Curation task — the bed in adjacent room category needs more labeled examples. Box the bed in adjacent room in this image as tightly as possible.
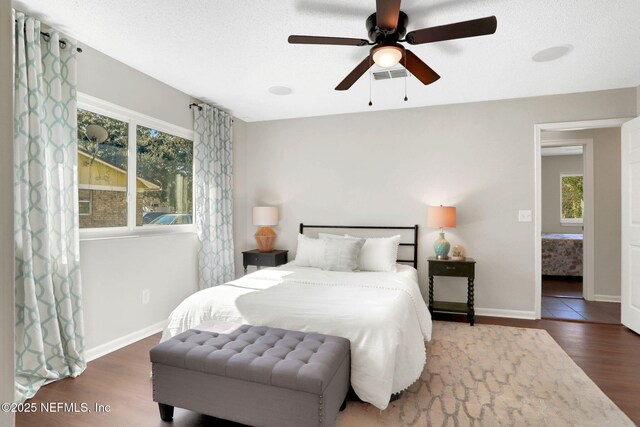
[161,224,431,411]
[541,233,583,276]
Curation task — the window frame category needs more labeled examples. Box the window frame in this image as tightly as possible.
[77,93,195,240]
[559,173,584,225]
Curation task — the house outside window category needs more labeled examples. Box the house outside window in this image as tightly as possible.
[560,174,583,224]
[77,94,194,235]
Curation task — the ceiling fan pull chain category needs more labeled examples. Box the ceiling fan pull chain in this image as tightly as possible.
[404,54,408,102]
[368,57,373,106]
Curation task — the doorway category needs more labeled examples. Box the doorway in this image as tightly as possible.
[540,141,587,318]
[534,119,629,323]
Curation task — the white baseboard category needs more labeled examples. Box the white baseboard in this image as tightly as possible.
[474,307,537,320]
[85,320,166,362]
[594,294,621,303]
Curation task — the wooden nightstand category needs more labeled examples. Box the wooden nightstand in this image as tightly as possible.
[242,249,288,274]
[427,257,476,325]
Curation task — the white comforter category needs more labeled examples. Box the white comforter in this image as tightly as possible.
[161,264,432,410]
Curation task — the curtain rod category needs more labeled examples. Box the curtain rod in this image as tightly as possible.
[14,20,83,53]
[41,31,83,53]
[189,103,235,123]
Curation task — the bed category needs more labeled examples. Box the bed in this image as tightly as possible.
[541,233,583,277]
[161,224,431,411]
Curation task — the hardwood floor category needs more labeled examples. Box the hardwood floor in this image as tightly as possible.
[541,277,621,324]
[16,317,640,426]
[542,276,583,298]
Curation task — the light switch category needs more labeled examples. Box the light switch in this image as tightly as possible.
[518,210,532,222]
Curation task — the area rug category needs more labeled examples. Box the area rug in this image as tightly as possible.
[337,321,633,426]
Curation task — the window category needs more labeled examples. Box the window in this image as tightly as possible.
[77,94,194,234]
[137,126,193,226]
[560,174,583,224]
[78,190,92,216]
[77,109,128,228]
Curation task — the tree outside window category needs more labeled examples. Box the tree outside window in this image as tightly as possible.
[561,174,583,223]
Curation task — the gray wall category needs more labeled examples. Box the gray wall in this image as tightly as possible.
[235,88,636,315]
[542,128,622,299]
[77,45,193,130]
[541,155,584,234]
[77,45,201,353]
[1,1,15,425]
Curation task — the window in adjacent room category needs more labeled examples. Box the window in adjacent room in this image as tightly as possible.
[77,95,194,233]
[560,174,583,224]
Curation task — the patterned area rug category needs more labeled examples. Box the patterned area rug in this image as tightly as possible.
[337,321,633,426]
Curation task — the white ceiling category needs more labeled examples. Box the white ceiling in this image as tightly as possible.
[13,0,640,122]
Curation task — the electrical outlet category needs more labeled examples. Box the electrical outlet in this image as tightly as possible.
[142,289,150,305]
[518,210,532,222]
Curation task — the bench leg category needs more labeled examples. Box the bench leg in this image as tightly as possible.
[158,403,174,421]
[340,398,347,411]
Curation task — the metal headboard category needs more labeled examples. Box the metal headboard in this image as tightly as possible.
[299,223,419,269]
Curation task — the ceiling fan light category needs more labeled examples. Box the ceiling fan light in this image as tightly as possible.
[372,45,403,68]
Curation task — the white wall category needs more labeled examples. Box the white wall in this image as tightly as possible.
[542,128,622,299]
[77,45,201,354]
[232,119,249,276]
[1,1,15,425]
[236,88,636,316]
[541,155,583,234]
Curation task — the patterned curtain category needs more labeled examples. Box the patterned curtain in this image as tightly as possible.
[13,11,85,401]
[193,104,235,289]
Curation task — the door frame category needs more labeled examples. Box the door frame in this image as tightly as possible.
[533,118,633,319]
[540,138,593,301]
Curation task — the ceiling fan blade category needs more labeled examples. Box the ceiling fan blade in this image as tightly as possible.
[405,16,497,45]
[403,50,440,85]
[335,56,372,91]
[376,0,401,30]
[288,35,369,46]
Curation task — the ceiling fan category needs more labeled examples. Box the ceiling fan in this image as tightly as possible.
[288,0,497,90]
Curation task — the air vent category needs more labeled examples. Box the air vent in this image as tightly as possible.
[372,68,408,80]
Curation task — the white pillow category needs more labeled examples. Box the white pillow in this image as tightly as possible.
[318,232,345,239]
[292,234,326,268]
[346,234,401,272]
[323,237,365,272]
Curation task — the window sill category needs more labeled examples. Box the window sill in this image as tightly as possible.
[80,225,196,241]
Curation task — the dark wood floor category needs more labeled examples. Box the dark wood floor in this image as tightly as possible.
[16,317,640,426]
[542,276,583,298]
[541,277,621,324]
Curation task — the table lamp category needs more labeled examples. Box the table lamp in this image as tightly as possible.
[427,205,456,259]
[253,207,279,252]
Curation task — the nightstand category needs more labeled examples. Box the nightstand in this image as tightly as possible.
[427,257,476,325]
[242,249,288,274]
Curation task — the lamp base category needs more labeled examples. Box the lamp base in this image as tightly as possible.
[433,231,451,260]
[255,226,276,252]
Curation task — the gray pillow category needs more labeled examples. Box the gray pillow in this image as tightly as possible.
[322,237,365,272]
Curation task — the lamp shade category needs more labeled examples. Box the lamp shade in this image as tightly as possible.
[427,206,456,228]
[252,207,279,226]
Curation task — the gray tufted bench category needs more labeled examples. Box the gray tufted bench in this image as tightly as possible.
[150,325,351,427]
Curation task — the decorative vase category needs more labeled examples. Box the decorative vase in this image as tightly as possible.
[433,231,450,259]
